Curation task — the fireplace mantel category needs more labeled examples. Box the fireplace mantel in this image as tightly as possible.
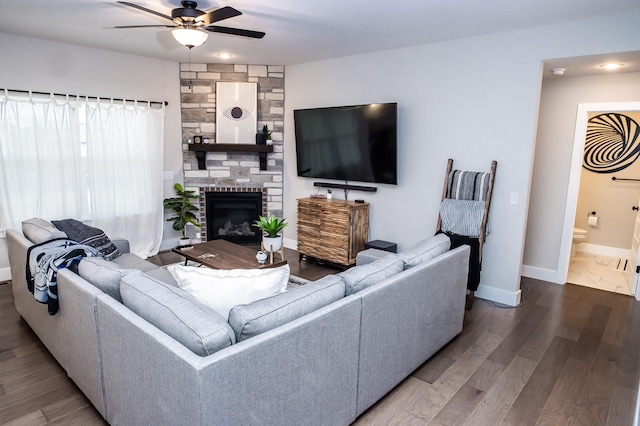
[188,144,274,171]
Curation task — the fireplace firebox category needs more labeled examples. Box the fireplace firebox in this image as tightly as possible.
[204,192,263,245]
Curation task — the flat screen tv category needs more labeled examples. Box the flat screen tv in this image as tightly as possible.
[294,102,397,185]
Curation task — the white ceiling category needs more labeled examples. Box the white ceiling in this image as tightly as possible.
[1,0,640,76]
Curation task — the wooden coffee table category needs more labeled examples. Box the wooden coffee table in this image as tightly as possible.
[172,239,287,270]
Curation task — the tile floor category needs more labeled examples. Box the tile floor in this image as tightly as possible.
[567,251,633,295]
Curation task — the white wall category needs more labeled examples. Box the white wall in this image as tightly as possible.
[284,11,640,305]
[0,32,182,277]
[524,72,640,278]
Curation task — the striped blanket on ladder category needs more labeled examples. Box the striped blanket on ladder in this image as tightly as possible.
[447,170,490,201]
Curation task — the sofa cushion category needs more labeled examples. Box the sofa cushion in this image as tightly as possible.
[113,253,160,273]
[22,218,67,244]
[52,218,121,260]
[119,270,235,356]
[341,254,405,295]
[78,257,127,302]
[229,274,345,342]
[144,266,178,287]
[167,264,290,320]
[399,233,451,268]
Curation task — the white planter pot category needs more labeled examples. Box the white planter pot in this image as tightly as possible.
[178,238,191,247]
[262,235,283,252]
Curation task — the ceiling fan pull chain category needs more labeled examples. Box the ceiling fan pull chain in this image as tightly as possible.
[188,48,193,90]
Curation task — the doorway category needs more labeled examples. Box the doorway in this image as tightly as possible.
[559,102,640,297]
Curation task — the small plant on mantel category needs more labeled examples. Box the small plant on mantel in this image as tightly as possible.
[163,183,201,245]
[262,124,272,141]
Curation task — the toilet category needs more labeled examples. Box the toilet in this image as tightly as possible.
[571,227,588,257]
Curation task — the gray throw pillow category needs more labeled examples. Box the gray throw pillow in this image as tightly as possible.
[399,233,451,268]
[341,254,405,295]
[78,257,127,302]
[22,218,67,244]
[228,275,345,342]
[120,270,235,356]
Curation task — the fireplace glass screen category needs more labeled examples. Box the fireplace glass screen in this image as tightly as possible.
[205,192,263,245]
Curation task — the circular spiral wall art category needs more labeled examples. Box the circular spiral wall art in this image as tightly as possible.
[583,112,640,173]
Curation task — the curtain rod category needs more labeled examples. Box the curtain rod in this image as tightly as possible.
[2,88,168,106]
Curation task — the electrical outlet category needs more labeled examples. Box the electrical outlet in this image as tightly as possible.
[510,192,519,205]
[163,171,173,181]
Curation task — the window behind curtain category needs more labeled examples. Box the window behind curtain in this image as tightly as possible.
[0,92,165,258]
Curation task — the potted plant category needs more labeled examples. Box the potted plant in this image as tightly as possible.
[326,189,333,200]
[253,214,287,252]
[163,183,201,246]
[262,124,273,145]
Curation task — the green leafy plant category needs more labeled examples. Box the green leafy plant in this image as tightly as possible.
[163,183,201,238]
[262,124,272,140]
[253,214,287,238]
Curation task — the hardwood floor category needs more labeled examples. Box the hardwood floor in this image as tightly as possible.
[1,254,639,425]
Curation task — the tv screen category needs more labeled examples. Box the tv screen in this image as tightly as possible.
[294,103,397,185]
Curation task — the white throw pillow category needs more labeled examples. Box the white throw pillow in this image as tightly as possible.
[167,264,290,319]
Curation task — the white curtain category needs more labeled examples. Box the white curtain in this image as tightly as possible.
[0,92,85,230]
[85,99,165,258]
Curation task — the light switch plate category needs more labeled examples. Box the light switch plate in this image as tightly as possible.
[163,171,173,180]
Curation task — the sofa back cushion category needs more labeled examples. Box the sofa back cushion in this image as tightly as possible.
[119,270,235,356]
[399,233,451,268]
[167,264,290,320]
[143,266,178,287]
[22,218,67,244]
[228,274,345,342]
[78,257,126,302]
[341,254,405,296]
[112,252,162,273]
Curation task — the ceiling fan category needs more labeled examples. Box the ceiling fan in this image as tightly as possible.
[115,1,265,48]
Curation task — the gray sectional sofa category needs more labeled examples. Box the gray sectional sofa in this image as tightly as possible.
[7,224,470,426]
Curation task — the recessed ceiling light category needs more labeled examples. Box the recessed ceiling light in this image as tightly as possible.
[551,68,566,76]
[216,53,233,59]
[598,63,626,70]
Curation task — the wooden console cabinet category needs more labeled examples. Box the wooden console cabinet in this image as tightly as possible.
[297,198,369,267]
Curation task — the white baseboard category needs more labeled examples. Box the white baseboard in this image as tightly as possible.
[0,266,11,282]
[475,283,522,307]
[578,243,630,259]
[284,237,297,251]
[521,265,564,284]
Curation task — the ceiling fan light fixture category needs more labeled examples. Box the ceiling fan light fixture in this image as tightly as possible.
[172,27,208,48]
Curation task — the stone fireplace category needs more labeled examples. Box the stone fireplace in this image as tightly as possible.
[180,63,285,240]
[199,187,267,245]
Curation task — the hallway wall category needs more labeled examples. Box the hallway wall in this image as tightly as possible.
[524,72,640,276]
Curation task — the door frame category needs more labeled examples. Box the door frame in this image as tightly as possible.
[559,101,640,300]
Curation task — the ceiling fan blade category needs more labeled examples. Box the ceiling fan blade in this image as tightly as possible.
[114,24,177,29]
[205,25,265,39]
[195,6,242,26]
[117,1,173,21]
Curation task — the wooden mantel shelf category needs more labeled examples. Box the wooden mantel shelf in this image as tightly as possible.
[188,143,274,170]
